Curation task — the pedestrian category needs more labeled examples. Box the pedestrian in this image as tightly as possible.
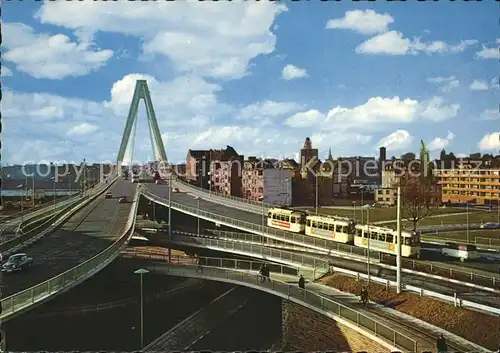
[298,275,305,289]
[259,264,265,282]
[359,286,368,307]
[196,257,203,273]
[436,334,447,353]
[263,264,270,282]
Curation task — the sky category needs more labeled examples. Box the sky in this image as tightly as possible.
[1,1,499,165]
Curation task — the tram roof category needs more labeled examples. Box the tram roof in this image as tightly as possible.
[307,214,353,223]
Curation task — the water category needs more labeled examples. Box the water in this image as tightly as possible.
[1,190,79,197]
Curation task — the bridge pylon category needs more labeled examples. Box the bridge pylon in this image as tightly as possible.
[116,80,168,174]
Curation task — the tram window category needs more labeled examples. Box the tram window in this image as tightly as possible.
[285,216,290,222]
[307,219,311,227]
[371,232,378,240]
[268,212,272,218]
[272,213,277,220]
[329,224,335,231]
[279,215,284,221]
[319,222,324,230]
[312,221,317,228]
[362,230,367,238]
[386,234,394,243]
[335,225,342,232]
[291,216,296,223]
[378,234,386,242]
[404,237,412,246]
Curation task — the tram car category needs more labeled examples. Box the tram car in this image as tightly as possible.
[305,215,356,244]
[267,208,306,233]
[354,224,421,258]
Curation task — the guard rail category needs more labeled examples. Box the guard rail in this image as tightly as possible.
[0,178,117,256]
[143,235,500,315]
[421,234,500,252]
[133,254,417,353]
[140,189,499,289]
[204,230,499,290]
[0,182,138,321]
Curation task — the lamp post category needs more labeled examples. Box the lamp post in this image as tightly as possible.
[396,186,402,294]
[32,168,35,209]
[134,268,149,349]
[194,196,200,236]
[168,167,172,263]
[466,191,470,243]
[315,173,318,215]
[50,177,56,214]
[16,184,24,223]
[352,201,356,221]
[366,205,370,284]
[360,186,364,223]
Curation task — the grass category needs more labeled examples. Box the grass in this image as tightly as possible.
[423,229,500,245]
[318,274,498,350]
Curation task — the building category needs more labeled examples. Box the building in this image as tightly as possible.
[435,166,500,205]
[263,168,294,206]
[299,137,318,174]
[376,159,408,206]
[185,150,211,189]
[242,157,272,201]
[210,146,244,197]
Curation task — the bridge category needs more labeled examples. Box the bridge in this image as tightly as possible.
[1,80,497,352]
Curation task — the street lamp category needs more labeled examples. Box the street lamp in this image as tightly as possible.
[465,189,470,243]
[194,196,200,236]
[315,173,318,215]
[50,177,56,214]
[352,201,356,221]
[134,268,149,349]
[16,184,24,223]
[360,185,364,224]
[363,204,371,284]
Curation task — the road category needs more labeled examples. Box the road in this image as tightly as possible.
[2,179,136,297]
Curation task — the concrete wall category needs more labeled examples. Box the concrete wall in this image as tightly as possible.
[281,299,389,352]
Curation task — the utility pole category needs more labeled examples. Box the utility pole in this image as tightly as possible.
[396,186,402,294]
[168,167,172,263]
[315,174,318,215]
[367,207,370,284]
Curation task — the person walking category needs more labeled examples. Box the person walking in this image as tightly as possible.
[298,275,305,289]
[436,334,447,353]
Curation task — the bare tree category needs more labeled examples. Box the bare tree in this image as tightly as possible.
[400,170,441,231]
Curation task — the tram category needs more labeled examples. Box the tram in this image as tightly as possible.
[267,208,306,233]
[305,215,356,243]
[354,224,421,258]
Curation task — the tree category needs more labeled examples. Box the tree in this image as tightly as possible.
[400,169,441,231]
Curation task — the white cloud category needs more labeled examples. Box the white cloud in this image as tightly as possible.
[286,95,458,131]
[3,22,113,79]
[469,80,489,91]
[479,108,498,121]
[476,45,500,60]
[418,97,459,122]
[427,76,460,92]
[356,31,477,56]
[325,9,394,35]
[67,123,99,136]
[1,66,13,77]
[36,1,286,80]
[285,110,324,127]
[281,64,308,80]
[237,100,303,124]
[377,130,412,151]
[478,133,500,151]
[427,131,455,150]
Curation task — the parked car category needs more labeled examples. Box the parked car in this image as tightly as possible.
[2,253,33,272]
[118,196,128,203]
[105,192,113,199]
[480,222,500,229]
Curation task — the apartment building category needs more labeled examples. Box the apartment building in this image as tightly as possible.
[435,166,500,205]
[210,146,244,197]
[185,150,211,189]
[242,157,273,201]
[375,160,406,206]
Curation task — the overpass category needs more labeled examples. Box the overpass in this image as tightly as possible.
[0,178,138,321]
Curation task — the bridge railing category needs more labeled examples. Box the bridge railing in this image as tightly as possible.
[173,177,275,209]
[0,180,108,223]
[141,189,379,259]
[0,179,117,255]
[135,254,417,353]
[422,234,500,251]
[0,181,137,321]
[167,234,330,280]
[202,230,499,289]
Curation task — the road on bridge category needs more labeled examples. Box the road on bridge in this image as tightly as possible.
[2,179,136,297]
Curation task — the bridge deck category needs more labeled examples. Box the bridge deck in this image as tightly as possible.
[2,180,136,297]
[139,260,490,353]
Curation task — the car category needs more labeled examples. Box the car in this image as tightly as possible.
[118,196,128,203]
[2,253,33,272]
[480,222,500,229]
[105,192,112,199]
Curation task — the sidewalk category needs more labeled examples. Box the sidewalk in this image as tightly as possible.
[146,261,490,353]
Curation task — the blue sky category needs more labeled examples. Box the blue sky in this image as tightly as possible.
[2,1,499,165]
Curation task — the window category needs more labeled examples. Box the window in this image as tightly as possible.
[386,234,394,243]
[307,219,311,227]
[371,232,378,240]
[335,225,342,232]
[291,216,296,223]
[312,221,317,228]
[329,223,335,231]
